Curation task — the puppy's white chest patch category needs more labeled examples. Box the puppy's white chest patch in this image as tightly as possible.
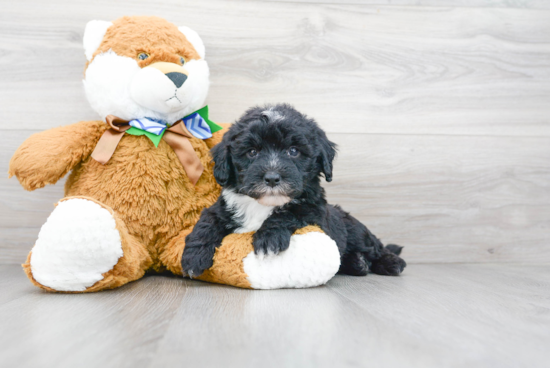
[222,189,274,233]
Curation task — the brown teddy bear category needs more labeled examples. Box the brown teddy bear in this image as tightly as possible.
[8,16,340,292]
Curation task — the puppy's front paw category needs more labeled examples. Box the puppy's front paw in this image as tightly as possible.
[252,229,291,257]
[371,253,407,276]
[181,244,215,278]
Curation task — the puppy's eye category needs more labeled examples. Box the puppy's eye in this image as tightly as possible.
[138,52,149,60]
[247,149,259,158]
[179,56,186,65]
[287,147,300,157]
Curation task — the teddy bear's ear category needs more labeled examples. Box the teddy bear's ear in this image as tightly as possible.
[178,26,206,59]
[83,20,113,61]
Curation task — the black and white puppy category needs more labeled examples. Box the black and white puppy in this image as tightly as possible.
[181,104,406,278]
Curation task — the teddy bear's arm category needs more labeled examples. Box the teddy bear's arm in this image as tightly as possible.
[203,123,231,149]
[8,121,106,191]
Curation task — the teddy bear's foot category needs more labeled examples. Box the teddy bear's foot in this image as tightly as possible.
[242,229,341,289]
[183,226,340,290]
[24,197,151,292]
[195,226,339,289]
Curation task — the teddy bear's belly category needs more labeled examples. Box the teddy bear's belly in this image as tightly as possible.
[64,135,221,269]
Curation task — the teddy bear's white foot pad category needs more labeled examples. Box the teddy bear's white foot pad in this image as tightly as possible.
[242,232,341,289]
[30,198,123,291]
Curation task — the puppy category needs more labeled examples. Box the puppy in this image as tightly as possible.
[181,104,406,278]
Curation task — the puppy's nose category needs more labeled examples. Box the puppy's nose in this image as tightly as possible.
[165,72,187,88]
[264,172,281,187]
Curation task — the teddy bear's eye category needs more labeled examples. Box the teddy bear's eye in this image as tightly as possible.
[179,56,186,65]
[138,53,149,60]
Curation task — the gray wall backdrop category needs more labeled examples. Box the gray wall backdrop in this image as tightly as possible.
[1,0,549,264]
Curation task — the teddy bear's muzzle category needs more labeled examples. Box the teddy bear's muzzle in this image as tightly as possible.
[165,72,187,88]
[130,62,192,114]
[146,61,189,87]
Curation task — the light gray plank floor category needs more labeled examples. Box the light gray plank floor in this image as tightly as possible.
[0,263,548,368]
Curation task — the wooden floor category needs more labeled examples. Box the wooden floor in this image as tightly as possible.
[0,263,548,368]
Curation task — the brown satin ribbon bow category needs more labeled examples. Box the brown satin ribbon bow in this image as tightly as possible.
[91,115,204,185]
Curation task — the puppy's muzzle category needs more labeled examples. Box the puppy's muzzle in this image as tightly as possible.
[263,171,281,188]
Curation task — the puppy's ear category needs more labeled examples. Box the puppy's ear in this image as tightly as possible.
[316,129,337,182]
[211,137,233,186]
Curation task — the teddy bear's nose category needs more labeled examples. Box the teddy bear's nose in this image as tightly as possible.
[165,72,187,88]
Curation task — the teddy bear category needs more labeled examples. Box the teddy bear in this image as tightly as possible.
[8,16,341,292]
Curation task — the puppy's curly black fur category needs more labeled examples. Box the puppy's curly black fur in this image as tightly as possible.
[182,104,406,278]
